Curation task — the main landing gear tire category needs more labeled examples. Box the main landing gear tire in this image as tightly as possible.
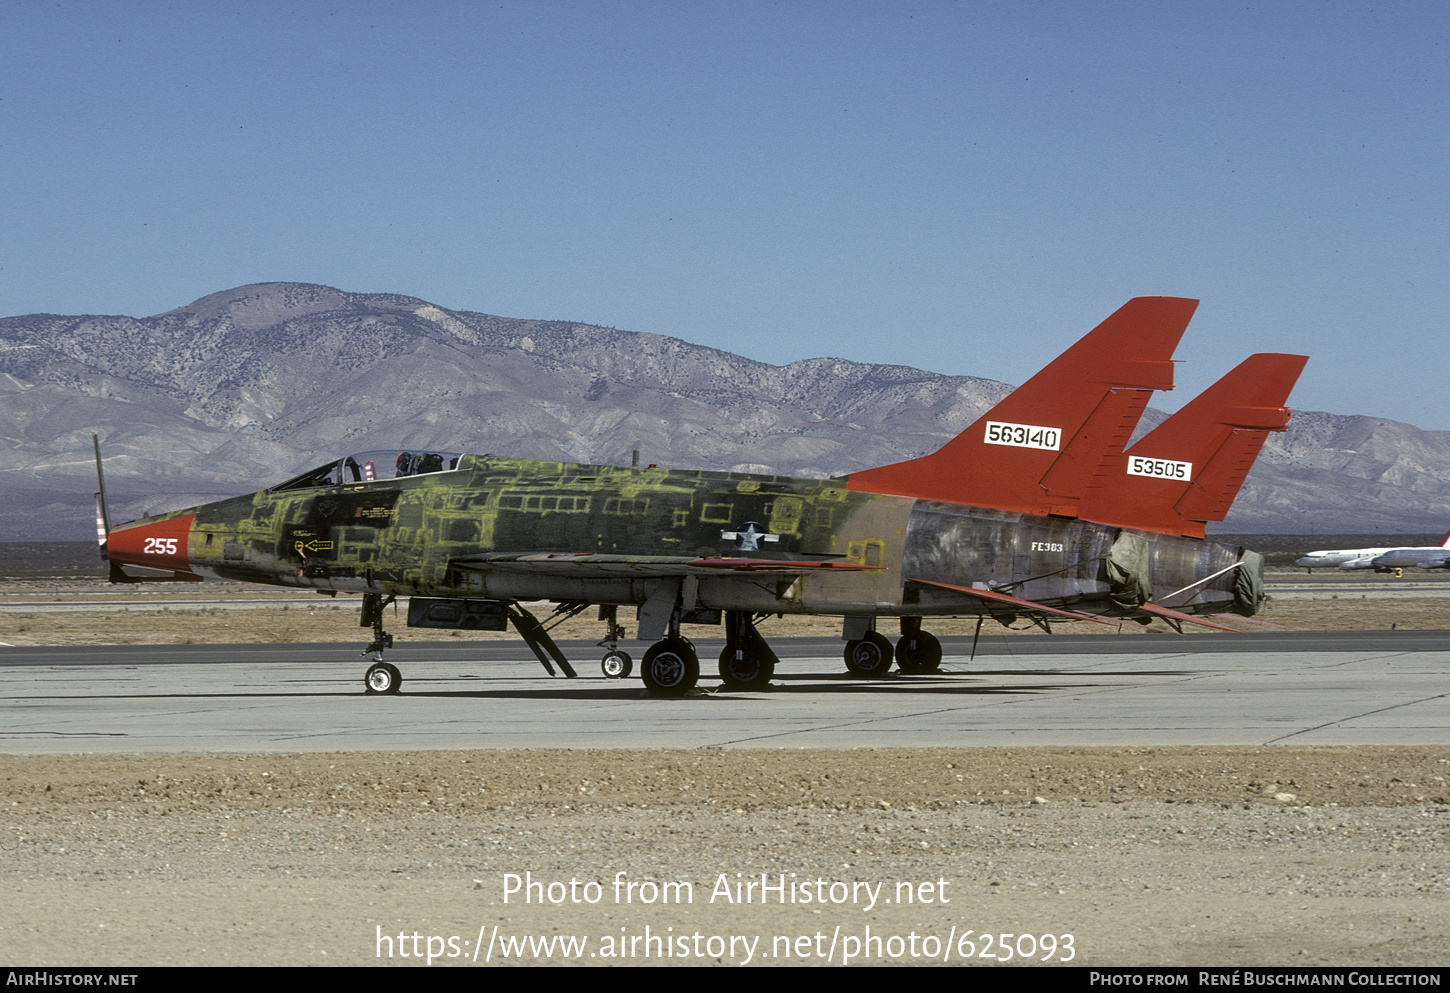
[601,650,633,679]
[641,639,699,697]
[364,661,402,695]
[844,631,894,677]
[895,630,943,674]
[718,642,776,690]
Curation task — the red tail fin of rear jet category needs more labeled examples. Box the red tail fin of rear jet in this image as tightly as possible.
[847,297,1198,517]
[1077,353,1307,537]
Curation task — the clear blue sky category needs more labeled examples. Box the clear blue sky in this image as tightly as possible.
[3,1,1445,426]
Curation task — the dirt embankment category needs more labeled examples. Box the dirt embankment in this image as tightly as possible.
[3,748,1448,966]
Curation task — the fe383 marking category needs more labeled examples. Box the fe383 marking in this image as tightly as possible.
[1127,456,1192,481]
[984,421,1061,451]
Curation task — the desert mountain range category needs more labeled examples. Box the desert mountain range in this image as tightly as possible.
[3,282,1447,540]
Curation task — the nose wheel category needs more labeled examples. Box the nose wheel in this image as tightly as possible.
[601,650,633,678]
[597,606,633,677]
[365,661,402,695]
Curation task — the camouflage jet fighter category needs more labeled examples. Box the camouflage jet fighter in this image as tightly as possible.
[96,298,1303,696]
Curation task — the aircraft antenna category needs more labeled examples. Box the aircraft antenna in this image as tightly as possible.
[92,432,112,554]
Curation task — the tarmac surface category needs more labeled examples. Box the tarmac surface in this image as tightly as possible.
[2,630,1446,753]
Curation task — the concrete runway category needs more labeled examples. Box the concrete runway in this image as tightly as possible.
[1,631,1446,752]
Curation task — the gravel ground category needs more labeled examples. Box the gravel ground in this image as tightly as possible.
[3,748,1448,966]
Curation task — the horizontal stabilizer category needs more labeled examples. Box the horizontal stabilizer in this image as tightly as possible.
[1138,602,1243,633]
[849,297,1197,517]
[909,578,1121,626]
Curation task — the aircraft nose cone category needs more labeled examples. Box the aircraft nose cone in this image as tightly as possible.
[107,513,199,576]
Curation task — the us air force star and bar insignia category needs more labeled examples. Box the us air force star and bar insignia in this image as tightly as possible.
[720,522,780,552]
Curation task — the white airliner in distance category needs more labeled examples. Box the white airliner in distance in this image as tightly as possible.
[1371,533,1450,573]
[1295,531,1450,572]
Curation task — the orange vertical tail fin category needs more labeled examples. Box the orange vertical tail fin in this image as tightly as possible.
[847,297,1198,517]
[1078,353,1307,537]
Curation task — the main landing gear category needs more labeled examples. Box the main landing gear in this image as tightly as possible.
[844,630,893,677]
[843,617,944,677]
[640,637,699,696]
[640,610,782,695]
[717,611,779,690]
[895,616,943,674]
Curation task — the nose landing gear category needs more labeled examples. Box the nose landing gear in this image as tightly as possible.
[360,593,400,694]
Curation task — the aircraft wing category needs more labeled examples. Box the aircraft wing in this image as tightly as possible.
[449,552,879,578]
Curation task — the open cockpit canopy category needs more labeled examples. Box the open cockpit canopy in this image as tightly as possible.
[272,450,465,491]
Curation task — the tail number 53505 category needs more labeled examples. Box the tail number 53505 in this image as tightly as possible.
[1127,457,1192,481]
